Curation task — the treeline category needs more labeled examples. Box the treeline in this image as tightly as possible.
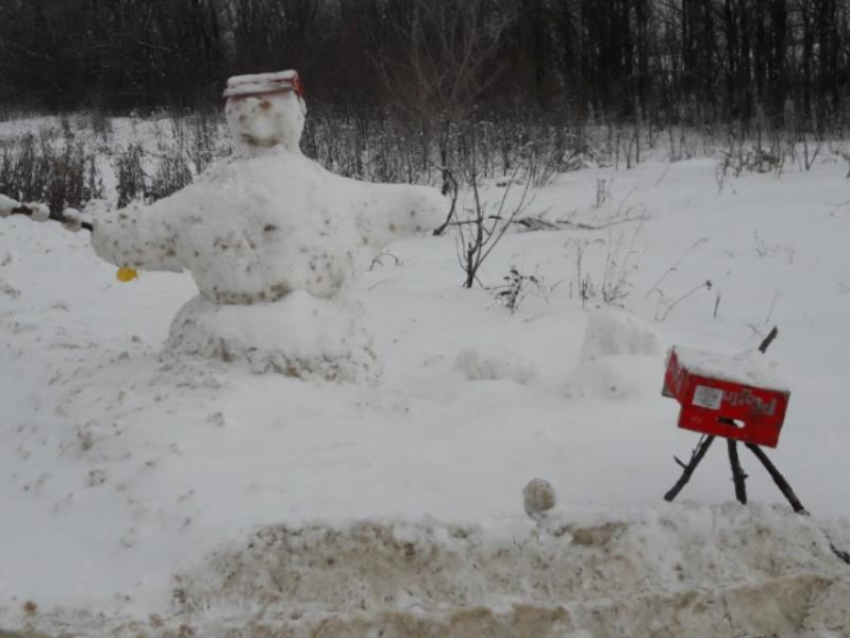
[1,0,850,133]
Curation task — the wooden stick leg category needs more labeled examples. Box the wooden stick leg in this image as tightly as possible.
[665,435,715,502]
[744,443,807,514]
[727,439,748,504]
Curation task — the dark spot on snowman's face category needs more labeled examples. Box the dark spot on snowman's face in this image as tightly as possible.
[259,100,272,111]
[263,224,278,233]
[388,223,397,233]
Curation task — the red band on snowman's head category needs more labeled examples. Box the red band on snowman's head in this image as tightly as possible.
[223,70,304,102]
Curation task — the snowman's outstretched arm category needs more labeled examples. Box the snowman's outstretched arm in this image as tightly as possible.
[2,193,183,273]
[0,195,92,232]
[90,202,184,273]
[353,183,447,251]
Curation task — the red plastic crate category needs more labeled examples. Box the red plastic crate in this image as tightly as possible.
[663,347,790,448]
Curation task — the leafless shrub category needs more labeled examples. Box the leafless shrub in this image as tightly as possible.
[150,154,194,202]
[600,226,643,304]
[799,134,822,172]
[565,225,642,309]
[0,131,102,211]
[566,238,595,309]
[115,144,149,207]
[376,0,513,193]
[188,109,223,173]
[594,179,611,209]
[456,153,535,289]
[752,232,795,264]
[492,266,543,313]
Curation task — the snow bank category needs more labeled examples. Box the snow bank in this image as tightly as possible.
[455,348,536,384]
[579,308,662,362]
[46,505,843,637]
[566,309,664,399]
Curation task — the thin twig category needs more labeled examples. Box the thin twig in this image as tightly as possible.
[643,238,708,300]
[657,279,712,322]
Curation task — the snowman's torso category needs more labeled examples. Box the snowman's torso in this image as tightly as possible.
[95,149,370,304]
[176,152,365,303]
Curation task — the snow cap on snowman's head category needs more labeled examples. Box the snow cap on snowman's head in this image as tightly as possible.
[223,70,306,153]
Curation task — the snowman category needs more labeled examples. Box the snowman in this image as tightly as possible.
[1,70,447,383]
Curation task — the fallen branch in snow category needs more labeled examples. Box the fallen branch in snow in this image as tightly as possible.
[515,214,647,232]
[7,204,93,233]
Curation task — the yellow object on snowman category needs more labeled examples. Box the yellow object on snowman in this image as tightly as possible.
[116,267,138,282]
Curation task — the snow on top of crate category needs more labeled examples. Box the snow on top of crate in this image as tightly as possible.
[671,346,789,392]
[223,70,302,99]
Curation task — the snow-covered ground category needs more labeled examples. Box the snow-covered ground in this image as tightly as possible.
[2,127,850,636]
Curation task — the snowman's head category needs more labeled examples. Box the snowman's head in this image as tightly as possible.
[223,70,306,153]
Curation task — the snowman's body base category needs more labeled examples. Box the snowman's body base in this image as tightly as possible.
[166,291,380,384]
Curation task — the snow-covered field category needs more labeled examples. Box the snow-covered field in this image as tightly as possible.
[2,120,850,636]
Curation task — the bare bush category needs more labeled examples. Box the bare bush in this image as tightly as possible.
[0,132,102,211]
[492,266,543,314]
[377,0,513,193]
[456,153,535,289]
[151,154,194,202]
[115,144,149,207]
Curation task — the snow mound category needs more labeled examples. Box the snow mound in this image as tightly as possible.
[565,355,662,400]
[166,292,380,383]
[455,348,536,384]
[567,310,663,399]
[579,308,662,362]
[157,505,850,637]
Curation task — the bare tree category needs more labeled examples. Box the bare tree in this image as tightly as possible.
[376,0,513,195]
[456,142,535,289]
